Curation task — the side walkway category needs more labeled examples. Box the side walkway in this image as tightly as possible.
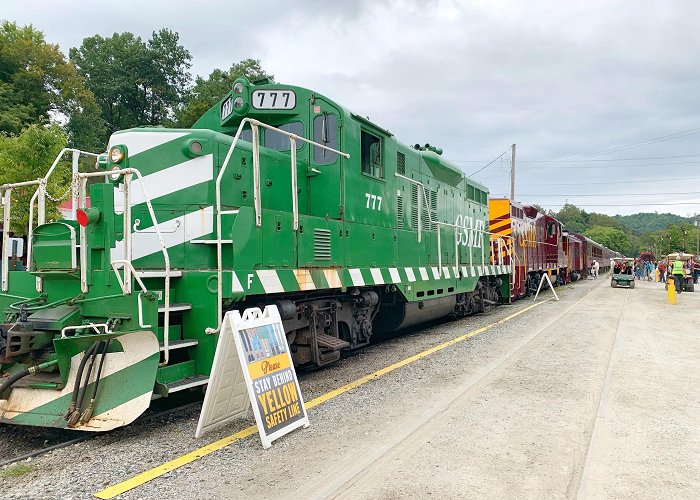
[576,279,699,498]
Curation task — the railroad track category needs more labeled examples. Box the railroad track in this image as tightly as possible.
[0,401,203,469]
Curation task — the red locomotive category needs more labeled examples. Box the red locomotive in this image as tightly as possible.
[489,198,620,300]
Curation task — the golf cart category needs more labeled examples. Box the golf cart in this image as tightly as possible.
[665,252,695,292]
[611,258,635,288]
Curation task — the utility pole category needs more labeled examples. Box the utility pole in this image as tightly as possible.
[510,143,516,201]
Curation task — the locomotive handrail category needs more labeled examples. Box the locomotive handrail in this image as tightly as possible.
[0,148,99,293]
[61,323,112,339]
[28,149,99,272]
[76,168,172,365]
[395,172,519,278]
[110,259,152,329]
[394,173,459,274]
[206,118,349,335]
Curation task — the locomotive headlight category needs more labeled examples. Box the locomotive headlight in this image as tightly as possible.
[233,97,244,110]
[109,165,123,181]
[233,82,244,94]
[109,146,125,164]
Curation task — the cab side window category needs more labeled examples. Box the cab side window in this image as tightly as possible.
[313,113,337,164]
[264,121,304,151]
[239,123,252,143]
[361,130,382,178]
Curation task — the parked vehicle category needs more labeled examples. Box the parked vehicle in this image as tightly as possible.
[611,258,635,288]
[665,253,695,292]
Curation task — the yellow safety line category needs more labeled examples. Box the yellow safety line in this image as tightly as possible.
[94,298,550,499]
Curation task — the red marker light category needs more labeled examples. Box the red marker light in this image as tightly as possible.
[77,209,89,227]
[76,207,100,227]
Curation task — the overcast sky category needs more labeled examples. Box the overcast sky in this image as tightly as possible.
[4,0,700,217]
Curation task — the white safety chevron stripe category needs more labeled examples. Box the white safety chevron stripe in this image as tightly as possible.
[404,267,416,282]
[108,130,190,157]
[115,154,213,208]
[389,268,401,283]
[419,267,429,281]
[230,264,521,295]
[370,268,384,285]
[349,268,365,286]
[323,269,342,289]
[232,272,244,293]
[113,207,213,262]
[257,270,283,293]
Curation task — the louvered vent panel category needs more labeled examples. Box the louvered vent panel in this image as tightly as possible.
[430,190,438,230]
[397,193,404,229]
[313,228,331,261]
[411,184,419,229]
[396,152,406,175]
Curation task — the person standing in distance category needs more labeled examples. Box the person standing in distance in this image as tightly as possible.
[658,260,666,282]
[671,258,684,293]
[592,259,600,279]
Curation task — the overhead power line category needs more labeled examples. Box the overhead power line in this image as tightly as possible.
[535,160,700,169]
[469,148,511,177]
[518,191,700,197]
[454,154,700,163]
[535,202,700,207]
[523,126,700,173]
[542,176,700,185]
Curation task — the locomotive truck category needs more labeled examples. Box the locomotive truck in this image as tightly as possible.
[0,77,510,431]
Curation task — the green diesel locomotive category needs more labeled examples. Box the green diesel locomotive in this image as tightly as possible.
[0,78,509,430]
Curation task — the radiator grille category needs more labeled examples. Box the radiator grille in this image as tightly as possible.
[411,184,419,229]
[396,152,406,175]
[397,193,404,229]
[411,185,438,230]
[313,228,331,261]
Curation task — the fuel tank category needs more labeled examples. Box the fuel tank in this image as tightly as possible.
[372,296,456,339]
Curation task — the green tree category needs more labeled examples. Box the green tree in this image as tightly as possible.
[588,212,625,231]
[554,203,588,232]
[176,59,273,128]
[0,124,69,234]
[583,225,631,255]
[70,29,192,133]
[0,21,106,150]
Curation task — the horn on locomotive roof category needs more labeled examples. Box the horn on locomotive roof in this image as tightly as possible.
[412,144,443,155]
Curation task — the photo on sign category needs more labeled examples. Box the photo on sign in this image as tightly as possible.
[239,322,287,363]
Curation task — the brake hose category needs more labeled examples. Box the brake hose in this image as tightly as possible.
[0,359,60,396]
[68,341,102,427]
[80,339,111,424]
[63,341,100,421]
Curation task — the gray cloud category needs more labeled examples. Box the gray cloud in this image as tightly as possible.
[3,0,699,215]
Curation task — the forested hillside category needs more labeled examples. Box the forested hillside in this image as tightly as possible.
[552,204,698,257]
[614,213,693,233]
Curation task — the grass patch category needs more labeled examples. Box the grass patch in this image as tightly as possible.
[1,463,32,478]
